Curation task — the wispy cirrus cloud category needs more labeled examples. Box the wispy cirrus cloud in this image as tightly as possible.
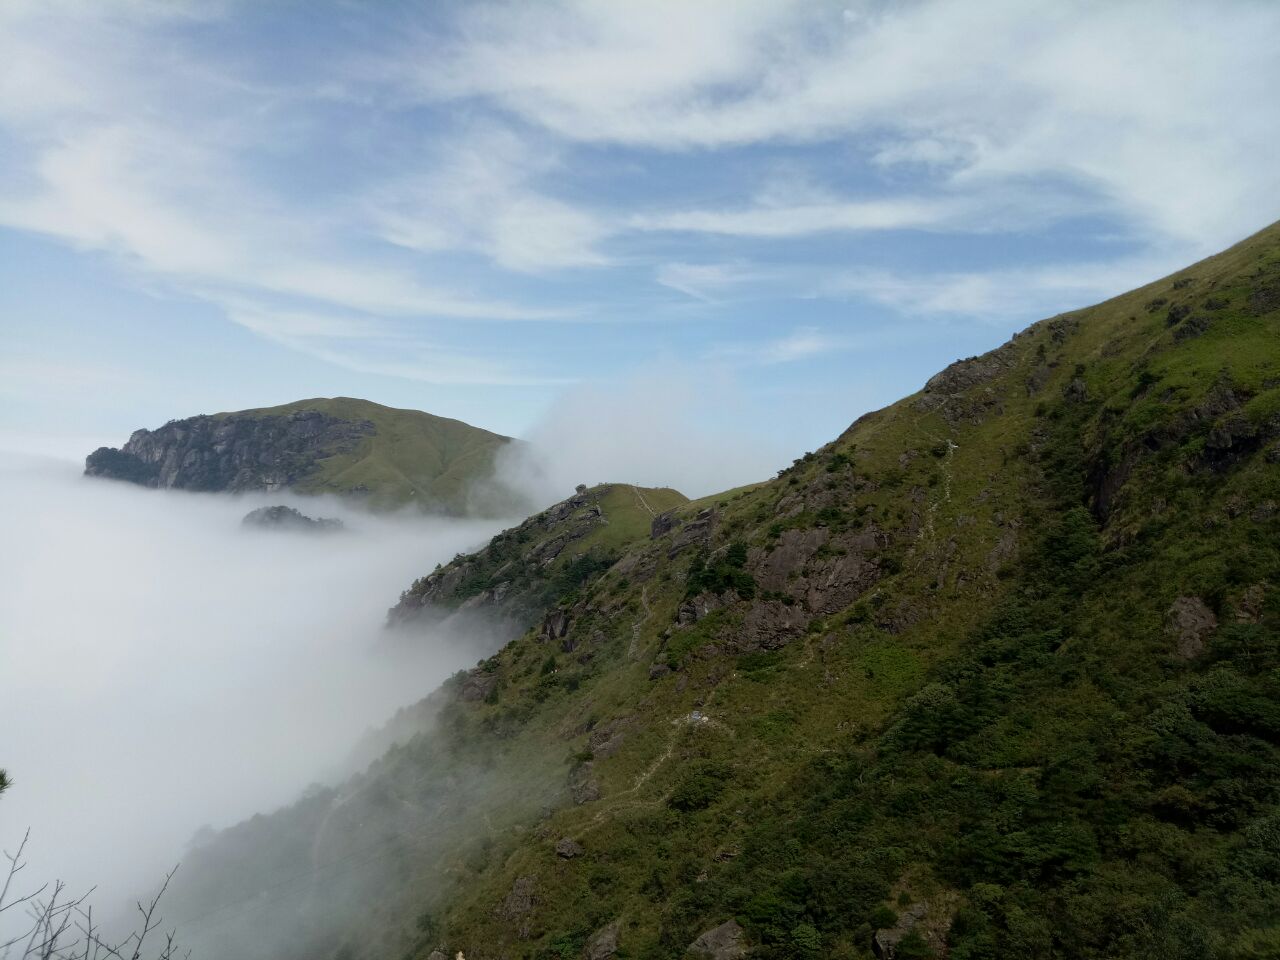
[819,255,1184,323]
[653,262,775,303]
[366,125,610,274]
[0,3,573,386]
[223,303,571,387]
[706,326,852,367]
[403,0,1280,251]
[656,247,1185,327]
[632,196,973,239]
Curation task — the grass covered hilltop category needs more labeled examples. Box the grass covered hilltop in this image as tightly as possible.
[167,221,1280,960]
[85,396,513,513]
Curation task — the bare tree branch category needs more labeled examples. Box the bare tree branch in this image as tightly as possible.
[0,833,183,960]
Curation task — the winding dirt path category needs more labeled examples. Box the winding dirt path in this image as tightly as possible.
[628,585,652,660]
[630,484,656,517]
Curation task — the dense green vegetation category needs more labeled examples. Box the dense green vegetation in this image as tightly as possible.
[415,221,1280,959]
[165,223,1280,960]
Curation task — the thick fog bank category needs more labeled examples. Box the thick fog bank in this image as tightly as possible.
[484,373,793,511]
[0,454,514,921]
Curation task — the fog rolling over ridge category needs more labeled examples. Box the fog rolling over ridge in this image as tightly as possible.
[479,372,792,512]
[0,452,515,930]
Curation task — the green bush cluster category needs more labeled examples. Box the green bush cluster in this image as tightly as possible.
[686,543,756,599]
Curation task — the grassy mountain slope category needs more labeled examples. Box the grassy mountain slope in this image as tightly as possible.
[163,481,688,960]
[404,223,1280,959]
[165,223,1280,960]
[86,396,512,512]
[390,483,689,636]
[227,398,514,511]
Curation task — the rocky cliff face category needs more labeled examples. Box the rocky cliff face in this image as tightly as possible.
[86,410,373,493]
[83,396,515,512]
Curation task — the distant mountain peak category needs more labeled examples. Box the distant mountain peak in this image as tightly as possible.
[85,397,513,513]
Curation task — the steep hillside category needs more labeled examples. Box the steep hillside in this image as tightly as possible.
[407,223,1280,959]
[84,397,512,513]
[168,223,1280,960]
[162,481,688,960]
[390,483,689,643]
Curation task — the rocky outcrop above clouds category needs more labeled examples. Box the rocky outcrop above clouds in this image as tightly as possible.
[87,410,372,493]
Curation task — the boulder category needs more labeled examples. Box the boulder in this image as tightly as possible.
[688,920,747,959]
[497,875,537,921]
[873,905,924,959]
[872,900,953,959]
[555,837,584,859]
[571,779,601,804]
[588,717,633,759]
[584,919,620,960]
[1235,584,1267,623]
[458,670,498,702]
[1063,377,1088,402]
[651,510,682,539]
[1248,278,1280,315]
[668,509,717,558]
[1167,596,1217,660]
[540,608,572,643]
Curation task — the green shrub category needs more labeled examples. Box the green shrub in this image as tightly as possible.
[667,762,731,812]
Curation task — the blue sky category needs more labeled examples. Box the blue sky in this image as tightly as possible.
[2,0,1278,484]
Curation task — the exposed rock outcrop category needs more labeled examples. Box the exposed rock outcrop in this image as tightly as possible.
[914,340,1019,423]
[496,875,537,938]
[651,510,682,539]
[668,508,718,558]
[84,396,515,513]
[687,920,747,959]
[584,919,620,960]
[872,901,952,959]
[458,669,499,702]
[1167,596,1217,660]
[87,410,374,493]
[554,836,583,859]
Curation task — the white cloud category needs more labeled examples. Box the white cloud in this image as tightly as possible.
[634,195,972,238]
[0,4,572,390]
[822,254,1184,322]
[222,303,396,342]
[493,366,789,502]
[223,303,571,387]
[706,326,852,366]
[368,126,609,274]
[654,262,771,302]
[0,124,560,322]
[658,250,1186,326]
[406,0,1280,250]
[0,454,516,912]
[407,0,797,145]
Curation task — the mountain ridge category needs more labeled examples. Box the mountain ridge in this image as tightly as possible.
[163,221,1280,960]
[84,396,514,514]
